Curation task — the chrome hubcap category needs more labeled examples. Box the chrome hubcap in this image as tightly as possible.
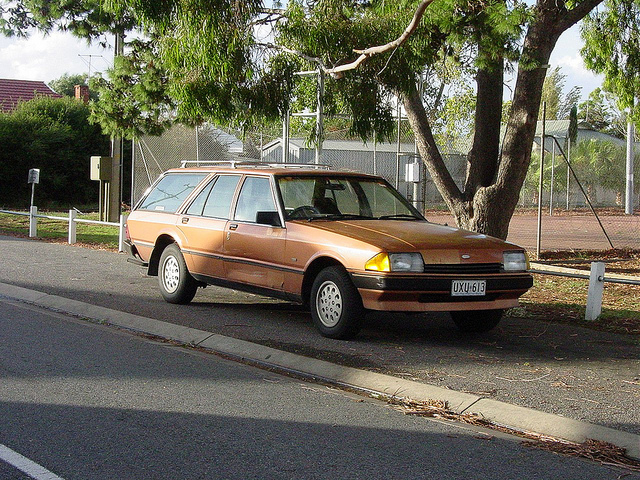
[316,280,343,328]
[162,255,180,293]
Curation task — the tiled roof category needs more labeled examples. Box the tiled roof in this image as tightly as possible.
[0,78,62,112]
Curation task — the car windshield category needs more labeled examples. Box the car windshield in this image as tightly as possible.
[277,175,424,221]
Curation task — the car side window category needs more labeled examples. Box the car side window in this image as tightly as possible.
[138,173,207,213]
[234,176,277,224]
[200,175,241,219]
[185,178,216,216]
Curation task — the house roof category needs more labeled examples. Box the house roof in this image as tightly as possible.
[0,78,62,112]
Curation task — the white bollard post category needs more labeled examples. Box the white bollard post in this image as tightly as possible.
[68,209,77,245]
[29,206,37,237]
[118,214,126,253]
[585,261,606,321]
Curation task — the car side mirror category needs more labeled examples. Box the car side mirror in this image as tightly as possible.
[256,211,282,227]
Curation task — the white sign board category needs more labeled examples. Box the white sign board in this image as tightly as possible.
[28,168,40,184]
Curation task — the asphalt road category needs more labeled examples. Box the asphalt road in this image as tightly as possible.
[1,298,636,479]
[0,235,638,438]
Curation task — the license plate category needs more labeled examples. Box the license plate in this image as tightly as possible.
[451,280,486,297]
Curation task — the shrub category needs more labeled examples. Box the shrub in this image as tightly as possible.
[0,96,110,208]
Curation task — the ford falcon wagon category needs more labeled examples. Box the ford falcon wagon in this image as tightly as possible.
[125,161,533,339]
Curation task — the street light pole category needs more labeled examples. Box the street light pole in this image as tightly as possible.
[625,115,635,215]
[536,102,546,258]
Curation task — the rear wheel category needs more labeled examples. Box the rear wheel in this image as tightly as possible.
[450,309,503,333]
[158,244,198,304]
[310,266,364,339]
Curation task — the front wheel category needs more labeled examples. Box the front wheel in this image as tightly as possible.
[310,266,364,339]
[158,244,198,304]
[450,309,503,333]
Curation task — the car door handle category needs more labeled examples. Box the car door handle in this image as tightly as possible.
[229,224,238,230]
[181,217,189,224]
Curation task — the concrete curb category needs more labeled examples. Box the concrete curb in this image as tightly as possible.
[2,281,638,460]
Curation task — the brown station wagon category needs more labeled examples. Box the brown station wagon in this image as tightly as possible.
[125,162,533,339]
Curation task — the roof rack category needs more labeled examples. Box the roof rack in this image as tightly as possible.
[179,160,331,170]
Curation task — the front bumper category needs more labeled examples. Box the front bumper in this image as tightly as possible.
[350,272,533,312]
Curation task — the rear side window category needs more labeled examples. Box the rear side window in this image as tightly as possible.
[138,173,207,213]
[201,175,241,219]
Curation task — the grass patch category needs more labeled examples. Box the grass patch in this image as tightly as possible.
[0,211,120,250]
[513,271,640,335]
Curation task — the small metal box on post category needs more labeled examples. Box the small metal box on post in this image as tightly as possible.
[90,156,112,222]
[404,157,421,209]
[27,168,40,237]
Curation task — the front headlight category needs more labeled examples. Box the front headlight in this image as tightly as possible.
[365,252,424,272]
[503,251,529,271]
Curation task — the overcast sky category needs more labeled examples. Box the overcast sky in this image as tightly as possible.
[0,23,602,101]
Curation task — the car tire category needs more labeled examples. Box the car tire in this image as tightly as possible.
[310,266,364,339]
[158,244,198,304]
[450,309,503,333]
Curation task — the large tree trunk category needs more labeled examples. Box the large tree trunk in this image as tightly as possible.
[403,0,604,240]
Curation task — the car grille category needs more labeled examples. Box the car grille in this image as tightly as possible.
[422,263,502,274]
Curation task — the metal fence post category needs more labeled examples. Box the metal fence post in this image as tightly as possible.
[118,214,126,253]
[585,261,606,321]
[68,209,77,245]
[29,206,37,237]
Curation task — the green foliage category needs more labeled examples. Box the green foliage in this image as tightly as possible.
[89,39,175,139]
[522,139,640,206]
[571,139,639,196]
[0,0,540,142]
[581,0,640,122]
[0,0,136,38]
[578,87,630,138]
[48,72,99,101]
[569,106,578,145]
[276,0,527,141]
[521,149,569,203]
[0,96,110,208]
[539,67,582,120]
[432,87,476,141]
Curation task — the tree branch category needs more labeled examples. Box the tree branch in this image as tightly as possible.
[325,0,436,77]
[555,0,605,32]
[402,84,465,212]
[256,42,325,68]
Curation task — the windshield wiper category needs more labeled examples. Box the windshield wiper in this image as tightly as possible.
[309,213,373,221]
[376,214,421,220]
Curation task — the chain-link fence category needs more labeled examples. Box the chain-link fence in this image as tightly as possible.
[131,118,638,253]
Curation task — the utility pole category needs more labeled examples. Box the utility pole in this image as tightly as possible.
[625,113,635,215]
[315,67,324,165]
[108,32,124,222]
[291,69,324,164]
[536,102,546,258]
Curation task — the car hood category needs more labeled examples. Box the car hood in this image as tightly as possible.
[297,219,520,264]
